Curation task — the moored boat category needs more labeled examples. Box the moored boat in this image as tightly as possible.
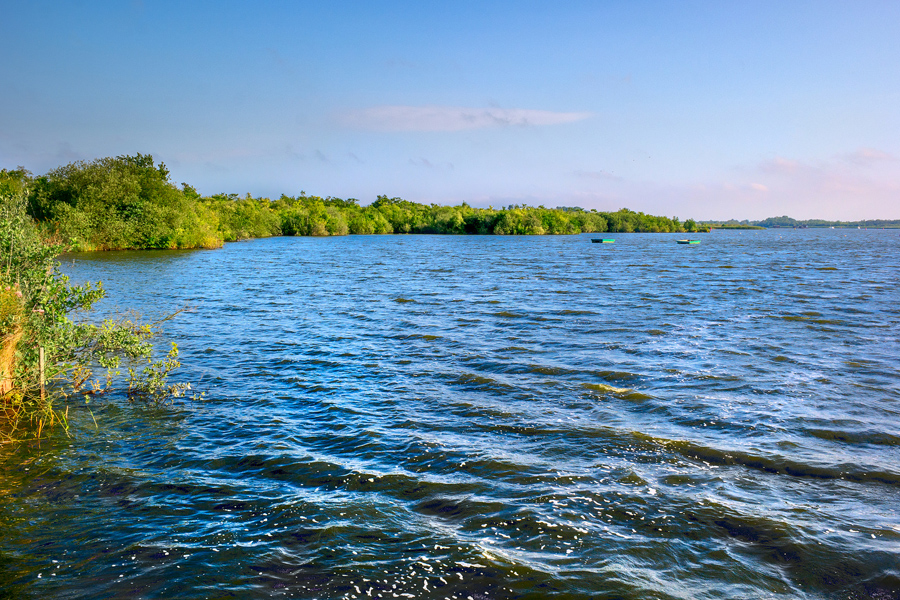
[591,238,615,243]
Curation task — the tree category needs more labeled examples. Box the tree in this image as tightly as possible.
[28,154,220,250]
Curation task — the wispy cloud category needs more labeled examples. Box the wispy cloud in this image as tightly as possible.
[574,169,622,182]
[759,148,896,176]
[340,105,592,132]
[759,156,801,174]
[409,157,436,168]
[409,157,454,170]
[841,147,895,166]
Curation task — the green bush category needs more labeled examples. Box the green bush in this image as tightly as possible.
[28,154,222,250]
[1,188,186,441]
[204,194,281,241]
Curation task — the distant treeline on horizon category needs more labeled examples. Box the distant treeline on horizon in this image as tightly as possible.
[3,154,891,252]
[708,215,900,229]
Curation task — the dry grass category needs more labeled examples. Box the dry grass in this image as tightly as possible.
[0,327,23,396]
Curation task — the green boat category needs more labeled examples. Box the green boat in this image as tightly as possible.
[676,240,700,244]
[591,238,615,243]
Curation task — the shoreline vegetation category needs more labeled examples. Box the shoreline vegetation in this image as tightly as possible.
[707,217,900,229]
[1,165,197,442]
[4,154,711,253]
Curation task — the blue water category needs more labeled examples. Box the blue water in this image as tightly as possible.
[2,229,899,599]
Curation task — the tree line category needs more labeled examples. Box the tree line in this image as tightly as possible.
[14,153,890,254]
[2,153,705,252]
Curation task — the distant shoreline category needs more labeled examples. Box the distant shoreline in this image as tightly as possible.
[705,219,900,229]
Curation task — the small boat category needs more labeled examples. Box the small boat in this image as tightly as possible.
[676,240,700,244]
[591,238,615,243]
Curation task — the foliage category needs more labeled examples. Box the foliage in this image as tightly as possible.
[0,167,31,197]
[26,155,222,250]
[707,223,765,230]
[755,215,799,228]
[0,188,185,441]
[203,194,282,241]
[268,196,683,236]
[128,342,194,404]
[273,195,349,237]
[8,155,713,252]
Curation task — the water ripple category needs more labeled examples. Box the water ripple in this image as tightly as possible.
[2,230,899,599]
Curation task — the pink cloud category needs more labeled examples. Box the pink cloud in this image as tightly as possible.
[759,157,801,174]
[842,147,896,166]
[599,148,899,220]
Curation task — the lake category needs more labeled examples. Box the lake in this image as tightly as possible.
[1,229,899,599]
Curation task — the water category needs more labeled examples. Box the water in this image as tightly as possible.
[2,229,899,599]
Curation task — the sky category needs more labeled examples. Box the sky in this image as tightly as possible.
[1,1,898,220]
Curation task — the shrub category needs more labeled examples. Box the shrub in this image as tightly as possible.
[1,189,186,441]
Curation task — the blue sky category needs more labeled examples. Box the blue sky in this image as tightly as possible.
[2,1,898,220]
